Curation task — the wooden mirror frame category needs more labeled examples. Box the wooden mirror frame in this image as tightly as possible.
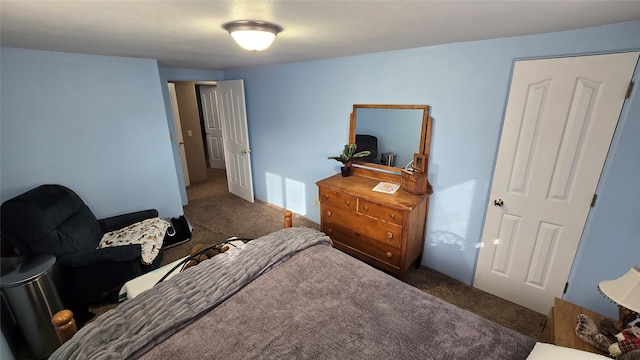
[349,104,432,175]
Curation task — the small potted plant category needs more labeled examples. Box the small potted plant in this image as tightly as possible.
[328,143,371,177]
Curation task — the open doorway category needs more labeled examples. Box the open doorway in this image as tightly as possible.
[167,82,190,187]
[168,80,255,203]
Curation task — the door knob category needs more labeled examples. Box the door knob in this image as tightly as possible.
[493,198,504,207]
[241,149,251,155]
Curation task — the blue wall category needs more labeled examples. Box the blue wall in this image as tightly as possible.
[224,21,640,317]
[0,48,184,218]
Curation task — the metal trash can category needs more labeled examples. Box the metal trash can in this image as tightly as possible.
[0,255,64,359]
[381,152,397,167]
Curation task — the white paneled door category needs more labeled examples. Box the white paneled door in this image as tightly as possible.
[168,82,190,187]
[199,85,226,169]
[214,80,255,203]
[474,52,638,314]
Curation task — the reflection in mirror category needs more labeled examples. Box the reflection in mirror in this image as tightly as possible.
[355,108,422,168]
[349,104,431,175]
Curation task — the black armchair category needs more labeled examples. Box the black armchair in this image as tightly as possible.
[1,184,164,306]
[355,134,379,163]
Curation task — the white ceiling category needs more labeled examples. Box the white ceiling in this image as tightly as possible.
[2,1,640,70]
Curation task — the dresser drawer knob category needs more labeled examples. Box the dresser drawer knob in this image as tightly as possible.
[386,232,393,239]
[327,228,333,234]
[324,194,329,199]
[386,252,392,258]
[363,205,369,211]
[389,213,395,219]
[345,200,350,205]
[326,210,332,217]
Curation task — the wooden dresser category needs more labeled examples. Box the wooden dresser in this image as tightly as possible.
[316,172,430,279]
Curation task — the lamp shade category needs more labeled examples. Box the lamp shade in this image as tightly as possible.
[223,20,282,51]
[598,265,640,313]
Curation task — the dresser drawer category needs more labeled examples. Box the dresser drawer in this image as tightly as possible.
[324,227,401,269]
[358,199,403,226]
[319,188,356,211]
[351,213,402,249]
[322,205,402,249]
[320,203,354,225]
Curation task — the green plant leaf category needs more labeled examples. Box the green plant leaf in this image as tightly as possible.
[329,143,370,164]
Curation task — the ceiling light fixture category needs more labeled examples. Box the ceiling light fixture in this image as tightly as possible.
[223,20,283,51]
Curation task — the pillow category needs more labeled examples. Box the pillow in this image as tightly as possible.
[526,343,611,360]
[97,217,170,265]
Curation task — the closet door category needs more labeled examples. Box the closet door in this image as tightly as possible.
[474,52,638,313]
[199,85,225,169]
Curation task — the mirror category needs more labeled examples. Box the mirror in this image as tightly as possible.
[349,104,431,174]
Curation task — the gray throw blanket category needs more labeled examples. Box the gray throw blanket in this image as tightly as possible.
[49,227,332,360]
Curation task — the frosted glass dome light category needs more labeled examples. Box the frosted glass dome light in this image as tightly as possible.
[223,20,283,51]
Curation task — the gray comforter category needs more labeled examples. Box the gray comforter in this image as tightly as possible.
[51,227,536,359]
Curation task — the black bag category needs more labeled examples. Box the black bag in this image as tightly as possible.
[163,215,193,249]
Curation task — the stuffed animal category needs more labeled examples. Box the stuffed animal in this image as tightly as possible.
[183,243,230,270]
[609,323,640,357]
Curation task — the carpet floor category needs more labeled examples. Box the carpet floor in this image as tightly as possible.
[91,168,546,340]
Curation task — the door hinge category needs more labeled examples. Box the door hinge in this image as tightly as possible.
[591,194,598,207]
[626,81,634,99]
[563,282,569,294]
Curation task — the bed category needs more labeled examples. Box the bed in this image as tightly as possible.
[49,216,554,359]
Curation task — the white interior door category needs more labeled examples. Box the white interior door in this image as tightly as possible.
[474,52,638,314]
[168,82,190,187]
[214,79,254,203]
[199,85,226,169]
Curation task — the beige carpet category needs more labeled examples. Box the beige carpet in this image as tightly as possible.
[92,168,546,340]
[405,266,547,339]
